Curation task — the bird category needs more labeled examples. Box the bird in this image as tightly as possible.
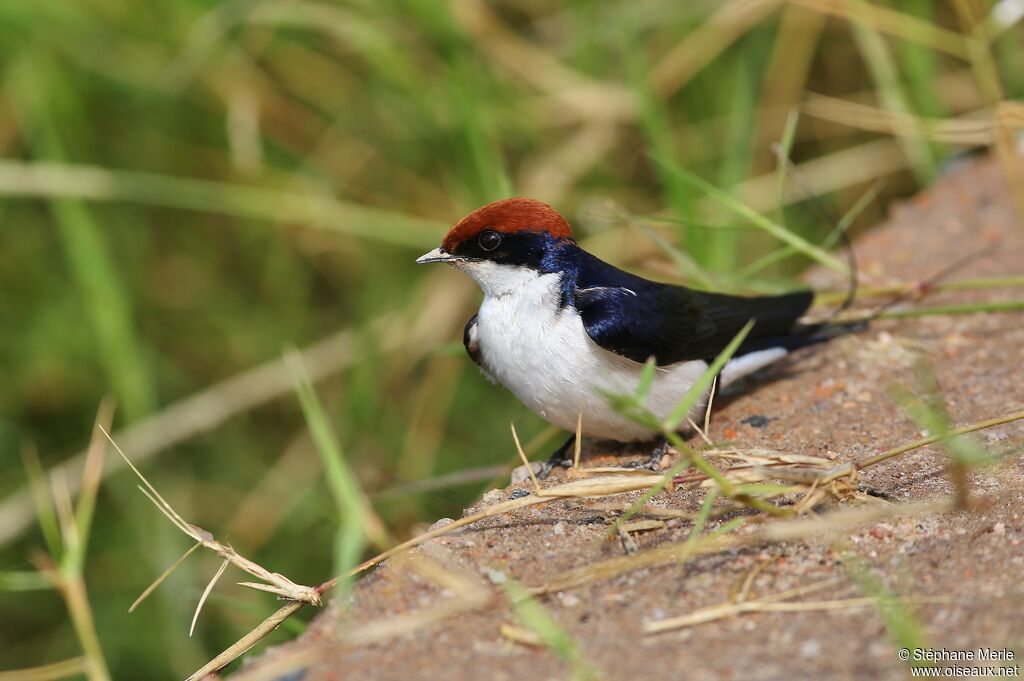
[417,197,854,473]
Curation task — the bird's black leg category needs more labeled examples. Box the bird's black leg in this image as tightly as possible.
[627,436,669,471]
[537,434,577,480]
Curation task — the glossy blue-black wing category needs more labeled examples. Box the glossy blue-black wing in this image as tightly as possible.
[572,252,814,365]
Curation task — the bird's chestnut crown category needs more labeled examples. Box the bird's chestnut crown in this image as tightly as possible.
[438,198,574,264]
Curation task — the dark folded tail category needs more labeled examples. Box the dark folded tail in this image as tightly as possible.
[736,318,868,356]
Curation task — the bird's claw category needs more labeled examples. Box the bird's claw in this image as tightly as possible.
[537,461,553,480]
[537,457,572,480]
[537,434,578,480]
[626,453,663,471]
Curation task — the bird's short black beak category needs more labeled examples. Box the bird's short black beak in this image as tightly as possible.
[415,247,460,264]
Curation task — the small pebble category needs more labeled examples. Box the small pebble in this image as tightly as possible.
[552,522,566,536]
[869,523,892,539]
[741,414,772,428]
[510,462,544,484]
[482,489,503,504]
[561,593,581,608]
[484,568,507,585]
[509,489,531,500]
[429,518,455,532]
[273,669,308,681]
[993,522,1006,535]
[801,639,822,659]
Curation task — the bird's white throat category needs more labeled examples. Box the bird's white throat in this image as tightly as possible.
[453,260,541,298]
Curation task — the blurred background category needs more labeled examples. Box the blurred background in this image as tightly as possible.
[1,0,1022,678]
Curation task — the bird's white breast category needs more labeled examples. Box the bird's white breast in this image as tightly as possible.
[467,264,710,441]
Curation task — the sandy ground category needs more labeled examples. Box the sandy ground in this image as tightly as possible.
[233,156,1024,681]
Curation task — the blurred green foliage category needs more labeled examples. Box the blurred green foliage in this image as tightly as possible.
[1,0,1021,678]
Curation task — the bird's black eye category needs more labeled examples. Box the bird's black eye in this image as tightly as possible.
[478,230,502,252]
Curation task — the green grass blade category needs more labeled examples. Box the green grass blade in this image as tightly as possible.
[845,552,932,668]
[602,454,695,541]
[871,299,1024,320]
[652,155,851,275]
[10,59,156,422]
[0,159,442,249]
[737,180,881,280]
[851,21,937,183]
[503,578,599,681]
[683,487,718,549]
[20,446,62,561]
[286,351,369,592]
[773,109,800,226]
[0,569,54,592]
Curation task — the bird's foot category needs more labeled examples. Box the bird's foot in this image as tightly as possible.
[537,434,577,480]
[626,438,670,471]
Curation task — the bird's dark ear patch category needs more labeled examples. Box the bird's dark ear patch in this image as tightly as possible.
[463,313,482,366]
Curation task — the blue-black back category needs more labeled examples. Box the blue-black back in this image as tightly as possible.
[557,244,815,365]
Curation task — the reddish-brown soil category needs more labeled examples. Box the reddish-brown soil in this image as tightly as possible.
[235,156,1024,681]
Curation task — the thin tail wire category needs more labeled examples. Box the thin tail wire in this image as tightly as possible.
[772,142,996,326]
[863,243,996,320]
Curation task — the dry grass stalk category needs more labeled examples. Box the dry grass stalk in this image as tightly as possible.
[534,497,954,595]
[619,520,666,533]
[734,138,908,213]
[186,601,305,681]
[730,557,775,603]
[130,541,202,613]
[993,101,1024,218]
[0,656,89,681]
[647,576,841,632]
[451,0,634,122]
[329,471,668,588]
[227,550,493,681]
[573,410,583,469]
[854,408,1024,469]
[587,502,712,520]
[519,120,620,203]
[646,595,949,633]
[100,426,321,608]
[510,422,542,494]
[788,0,973,58]
[803,93,996,144]
[500,623,545,647]
[651,0,783,98]
[190,559,230,637]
